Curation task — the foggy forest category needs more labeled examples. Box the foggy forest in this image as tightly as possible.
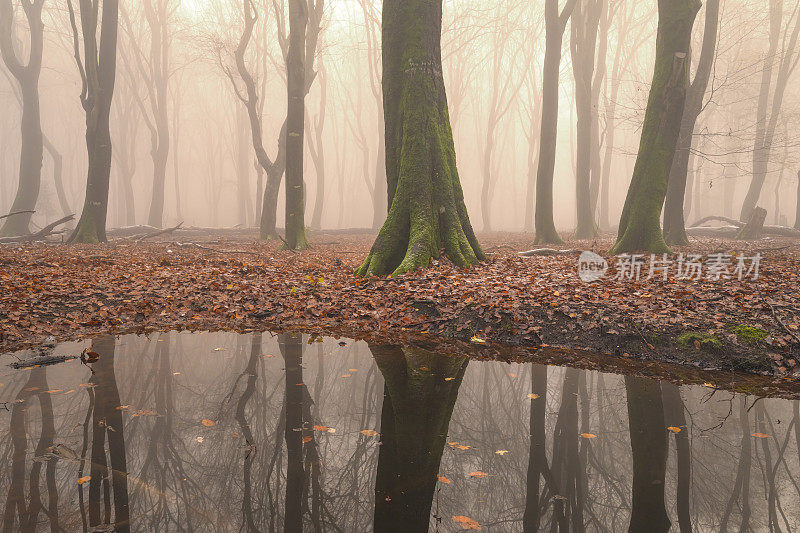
[3,0,800,531]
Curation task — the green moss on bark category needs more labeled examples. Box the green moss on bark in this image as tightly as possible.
[357,0,484,277]
[610,0,701,255]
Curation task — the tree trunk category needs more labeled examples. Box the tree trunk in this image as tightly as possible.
[610,0,700,255]
[357,0,485,276]
[284,0,309,250]
[370,344,468,531]
[735,206,767,240]
[0,0,44,237]
[69,0,120,244]
[534,0,577,245]
[308,63,327,230]
[626,376,671,533]
[795,171,800,230]
[570,0,601,239]
[663,0,720,246]
[235,105,252,227]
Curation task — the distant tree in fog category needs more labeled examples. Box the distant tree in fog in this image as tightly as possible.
[534,0,578,245]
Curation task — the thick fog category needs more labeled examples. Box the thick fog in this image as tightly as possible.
[1,0,798,232]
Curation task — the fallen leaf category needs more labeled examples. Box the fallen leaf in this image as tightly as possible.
[752,433,769,438]
[452,515,481,530]
[527,393,540,399]
[667,426,682,433]
[438,476,451,484]
[467,471,488,478]
[313,425,328,431]
[341,374,352,378]
[580,433,597,439]
[495,450,509,455]
[201,419,215,427]
[77,476,91,485]
[470,336,487,345]
[360,429,379,437]
[195,436,204,443]
[302,436,313,443]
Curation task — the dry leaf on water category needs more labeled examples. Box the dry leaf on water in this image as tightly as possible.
[467,471,488,478]
[452,515,482,530]
[438,476,451,484]
[360,429,379,437]
[77,476,91,485]
[201,419,215,427]
[752,433,769,438]
[667,426,682,433]
[580,433,597,439]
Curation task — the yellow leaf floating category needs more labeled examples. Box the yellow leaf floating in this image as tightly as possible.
[302,436,313,444]
[495,450,509,456]
[752,433,769,438]
[445,377,455,381]
[452,515,482,530]
[470,336,487,345]
[580,433,597,439]
[361,430,379,437]
[667,427,682,433]
[703,382,715,388]
[201,419,215,427]
[341,374,352,378]
[313,425,328,432]
[456,445,471,450]
[438,476,451,484]
[468,471,488,478]
[527,394,540,400]
[77,476,91,485]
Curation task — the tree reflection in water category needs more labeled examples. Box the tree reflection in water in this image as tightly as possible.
[1,331,800,531]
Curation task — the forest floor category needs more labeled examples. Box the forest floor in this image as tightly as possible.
[2,230,800,387]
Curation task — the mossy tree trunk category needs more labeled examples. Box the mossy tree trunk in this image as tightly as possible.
[663,0,720,246]
[67,0,120,244]
[357,0,484,276]
[370,344,468,531]
[284,0,309,250]
[0,0,44,238]
[533,0,577,245]
[609,0,700,255]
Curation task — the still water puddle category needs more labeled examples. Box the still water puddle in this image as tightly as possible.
[0,331,798,532]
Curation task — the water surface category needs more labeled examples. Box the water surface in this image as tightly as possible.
[1,331,798,532]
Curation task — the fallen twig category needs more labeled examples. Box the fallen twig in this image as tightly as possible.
[10,354,77,369]
[134,222,184,242]
[767,302,800,345]
[0,210,35,221]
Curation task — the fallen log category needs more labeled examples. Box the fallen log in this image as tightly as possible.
[10,354,77,369]
[690,215,742,228]
[0,214,75,244]
[519,248,583,257]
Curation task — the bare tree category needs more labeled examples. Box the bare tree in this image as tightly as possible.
[67,0,120,243]
[740,0,800,221]
[534,0,578,245]
[0,0,44,237]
